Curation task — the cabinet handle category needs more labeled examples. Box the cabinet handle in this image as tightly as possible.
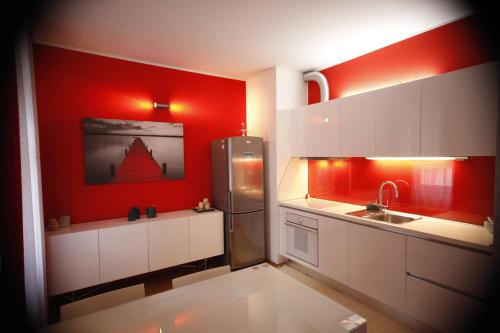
[285,222,318,233]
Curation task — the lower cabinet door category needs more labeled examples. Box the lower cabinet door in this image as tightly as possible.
[189,211,224,261]
[318,217,349,285]
[99,223,149,283]
[349,224,406,310]
[407,275,483,332]
[46,230,99,296]
[149,217,190,271]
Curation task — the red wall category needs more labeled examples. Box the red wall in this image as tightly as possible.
[307,16,497,225]
[34,45,246,224]
[308,16,496,103]
[309,158,495,225]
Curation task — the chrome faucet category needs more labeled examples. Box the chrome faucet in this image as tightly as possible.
[378,181,399,209]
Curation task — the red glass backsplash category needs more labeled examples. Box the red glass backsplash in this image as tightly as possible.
[308,157,495,225]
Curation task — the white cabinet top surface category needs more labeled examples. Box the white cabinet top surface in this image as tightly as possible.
[46,209,222,237]
[42,263,365,333]
[280,198,493,253]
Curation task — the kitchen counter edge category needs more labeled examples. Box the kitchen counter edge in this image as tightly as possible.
[279,201,493,254]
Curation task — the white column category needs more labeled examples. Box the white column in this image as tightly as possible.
[16,26,48,327]
[246,67,307,264]
[246,68,277,262]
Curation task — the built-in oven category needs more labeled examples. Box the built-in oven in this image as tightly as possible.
[285,211,318,266]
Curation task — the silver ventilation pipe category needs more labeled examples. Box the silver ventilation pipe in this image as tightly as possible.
[303,71,329,103]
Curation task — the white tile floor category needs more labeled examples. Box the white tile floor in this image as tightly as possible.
[53,262,418,332]
[279,264,416,333]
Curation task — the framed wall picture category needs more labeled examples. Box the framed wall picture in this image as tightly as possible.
[83,118,184,184]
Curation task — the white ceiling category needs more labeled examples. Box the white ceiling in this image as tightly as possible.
[33,0,472,79]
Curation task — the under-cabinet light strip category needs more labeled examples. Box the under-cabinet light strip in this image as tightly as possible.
[365,157,468,161]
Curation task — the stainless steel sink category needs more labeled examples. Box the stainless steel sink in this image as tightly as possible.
[347,209,421,224]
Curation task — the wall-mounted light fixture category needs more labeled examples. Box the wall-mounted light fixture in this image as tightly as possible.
[365,157,468,161]
[153,102,170,110]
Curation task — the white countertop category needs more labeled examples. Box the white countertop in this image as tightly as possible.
[46,209,222,237]
[280,198,494,253]
[41,263,366,333]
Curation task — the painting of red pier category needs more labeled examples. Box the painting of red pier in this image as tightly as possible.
[83,118,184,184]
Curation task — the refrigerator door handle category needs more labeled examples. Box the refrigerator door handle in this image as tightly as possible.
[229,217,234,232]
[228,190,232,212]
[227,138,233,192]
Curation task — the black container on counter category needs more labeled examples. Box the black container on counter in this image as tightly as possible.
[128,209,136,221]
[132,206,140,219]
[128,206,140,221]
[146,206,157,218]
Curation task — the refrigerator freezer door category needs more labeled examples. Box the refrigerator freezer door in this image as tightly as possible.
[228,136,264,213]
[228,211,265,269]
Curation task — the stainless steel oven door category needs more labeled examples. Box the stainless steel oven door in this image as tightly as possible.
[285,222,318,266]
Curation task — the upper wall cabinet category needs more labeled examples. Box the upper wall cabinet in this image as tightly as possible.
[340,91,376,157]
[289,62,497,158]
[421,62,498,156]
[291,99,341,157]
[375,81,421,156]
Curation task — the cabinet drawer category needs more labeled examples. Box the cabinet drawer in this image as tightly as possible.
[407,275,483,332]
[407,237,493,300]
[407,253,491,300]
[407,237,492,273]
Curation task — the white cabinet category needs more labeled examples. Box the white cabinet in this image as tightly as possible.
[46,210,225,293]
[407,276,483,333]
[189,211,224,261]
[375,81,421,156]
[421,62,498,156]
[149,217,190,271]
[406,236,493,300]
[289,62,498,158]
[99,223,149,283]
[406,237,492,332]
[318,216,349,285]
[291,99,341,157]
[340,91,376,156]
[349,224,406,310]
[46,230,99,296]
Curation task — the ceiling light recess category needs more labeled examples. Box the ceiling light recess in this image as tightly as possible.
[365,157,468,161]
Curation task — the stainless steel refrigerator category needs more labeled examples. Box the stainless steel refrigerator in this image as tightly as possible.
[211,136,265,270]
